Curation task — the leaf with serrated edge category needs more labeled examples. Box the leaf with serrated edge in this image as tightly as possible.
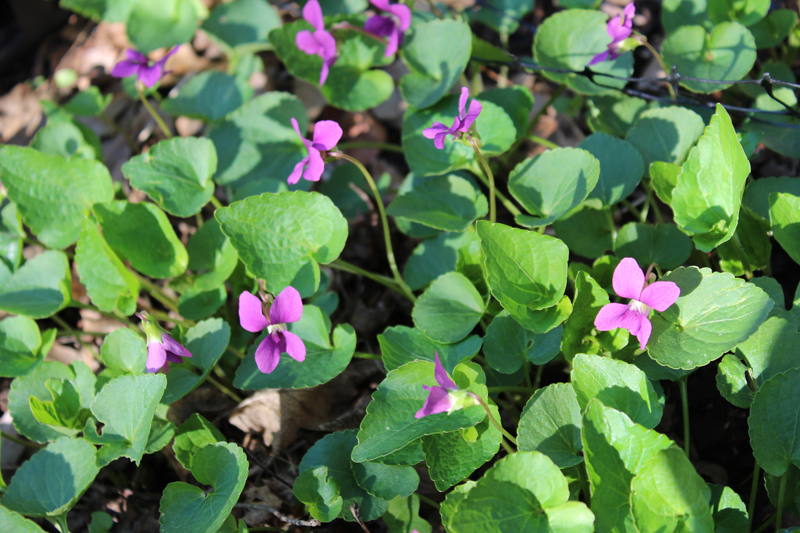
[672,104,750,252]
[2,436,100,517]
[582,400,673,533]
[749,367,800,476]
[299,430,390,522]
[518,383,583,468]
[648,267,773,370]
[0,145,113,249]
[216,192,347,297]
[352,361,488,463]
[159,442,248,533]
[572,354,663,429]
[85,373,166,466]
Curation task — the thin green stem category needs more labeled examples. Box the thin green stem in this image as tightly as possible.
[425,0,443,18]
[57,330,109,338]
[209,196,223,210]
[470,394,517,447]
[136,83,172,139]
[354,351,382,360]
[471,164,521,216]
[2,430,45,449]
[643,180,665,224]
[533,365,544,390]
[51,515,71,533]
[752,515,776,533]
[528,135,560,150]
[206,375,243,404]
[416,493,440,510]
[146,312,195,328]
[329,259,411,300]
[576,464,592,506]
[487,386,537,394]
[749,461,761,531]
[337,141,404,153]
[331,153,416,302]
[619,198,643,221]
[524,361,533,388]
[731,233,754,280]
[776,471,788,531]
[467,135,495,223]
[227,346,246,360]
[638,37,677,100]
[52,315,100,359]
[679,376,690,457]
[133,273,180,313]
[604,209,618,241]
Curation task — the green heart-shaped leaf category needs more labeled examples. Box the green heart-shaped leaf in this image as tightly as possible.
[0,250,71,319]
[662,22,757,93]
[387,175,488,232]
[412,272,485,344]
[518,383,583,468]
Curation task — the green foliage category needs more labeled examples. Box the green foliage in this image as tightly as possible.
[123,137,217,217]
[378,325,482,373]
[387,175,488,232]
[94,201,188,279]
[216,192,347,297]
[518,383,583,468]
[0,316,50,378]
[0,145,113,249]
[412,272,485,344]
[352,361,488,463]
[173,413,226,470]
[159,443,248,533]
[484,312,562,373]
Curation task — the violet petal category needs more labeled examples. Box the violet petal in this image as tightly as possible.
[255,333,282,374]
[269,286,304,325]
[311,120,343,151]
[415,385,454,418]
[365,14,394,37]
[282,330,307,362]
[458,100,482,132]
[161,334,192,359]
[302,0,326,32]
[434,352,457,390]
[146,341,167,373]
[303,148,325,182]
[137,64,163,88]
[594,302,632,331]
[612,257,645,300]
[239,291,271,332]
[635,314,652,350]
[639,281,681,312]
[111,60,141,79]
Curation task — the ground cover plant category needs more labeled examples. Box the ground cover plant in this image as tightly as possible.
[0,0,799,531]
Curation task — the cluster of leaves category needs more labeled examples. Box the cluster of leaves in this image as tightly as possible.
[0,0,799,531]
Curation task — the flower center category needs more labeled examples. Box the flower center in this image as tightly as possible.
[268,323,286,335]
[629,299,651,316]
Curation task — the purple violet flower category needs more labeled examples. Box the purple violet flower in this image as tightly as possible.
[288,118,343,185]
[295,0,338,86]
[594,257,680,350]
[137,312,192,373]
[415,352,472,419]
[239,287,306,374]
[111,46,180,88]
[364,0,412,57]
[422,87,482,150]
[589,3,636,66]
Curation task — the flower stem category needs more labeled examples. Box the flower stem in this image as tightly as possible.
[51,514,71,533]
[528,134,560,150]
[132,273,180,314]
[145,311,195,328]
[470,394,517,447]
[206,375,243,404]
[604,209,617,241]
[619,198,643,221]
[776,471,788,532]
[533,365,544,390]
[209,195,223,210]
[748,461,761,530]
[731,233,754,280]
[416,493,440,510]
[227,346,246,360]
[471,165,521,216]
[679,376,690,457]
[331,153,416,302]
[637,37,677,100]
[354,351,382,360]
[467,135,496,223]
[329,259,411,301]
[1,430,45,449]
[337,141,404,153]
[136,83,172,139]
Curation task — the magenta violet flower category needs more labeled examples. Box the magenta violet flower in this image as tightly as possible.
[588,3,637,66]
[111,46,180,88]
[364,0,412,57]
[137,312,192,373]
[288,118,343,185]
[593,257,680,350]
[295,0,337,86]
[239,287,306,374]
[422,87,482,150]
[415,352,474,419]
